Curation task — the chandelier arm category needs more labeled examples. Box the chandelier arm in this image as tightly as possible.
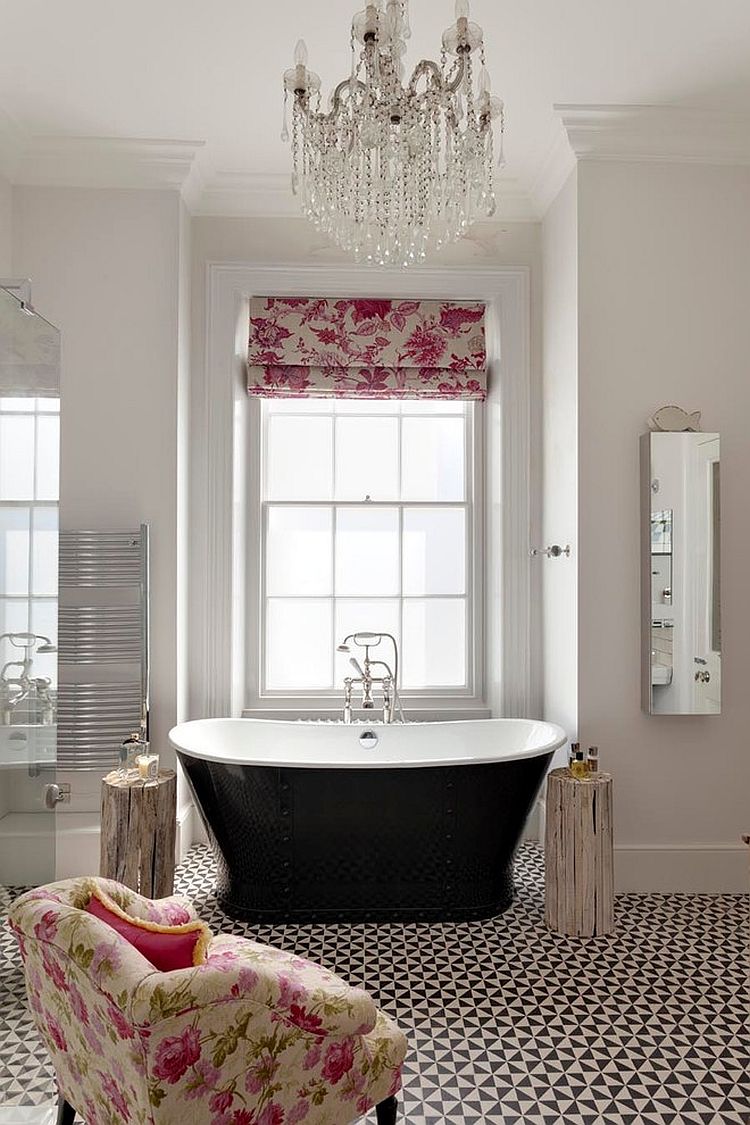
[330,77,368,115]
[407,59,442,95]
[444,51,469,94]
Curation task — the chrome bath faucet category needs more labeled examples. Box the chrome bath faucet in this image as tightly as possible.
[336,631,405,724]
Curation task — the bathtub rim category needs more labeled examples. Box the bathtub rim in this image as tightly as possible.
[169,716,567,770]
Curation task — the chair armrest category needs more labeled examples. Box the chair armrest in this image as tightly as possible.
[86,878,198,925]
[130,933,378,1038]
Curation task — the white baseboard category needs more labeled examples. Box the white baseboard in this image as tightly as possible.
[615,845,749,894]
[176,801,196,862]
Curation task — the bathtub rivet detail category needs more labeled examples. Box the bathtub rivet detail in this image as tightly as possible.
[281,809,290,817]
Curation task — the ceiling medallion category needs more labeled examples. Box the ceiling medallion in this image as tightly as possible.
[282,0,504,266]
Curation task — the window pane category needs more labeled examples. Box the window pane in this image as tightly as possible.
[35,415,59,501]
[0,398,32,412]
[401,400,465,414]
[0,415,35,500]
[32,507,58,596]
[401,416,465,501]
[266,506,332,597]
[403,507,466,595]
[335,417,399,500]
[334,399,397,415]
[402,599,466,687]
[0,508,30,596]
[266,415,333,500]
[265,399,330,414]
[36,397,60,413]
[266,599,333,689]
[334,600,400,688]
[0,601,30,663]
[335,507,399,596]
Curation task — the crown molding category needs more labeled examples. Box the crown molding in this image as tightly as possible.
[195,169,538,222]
[12,136,206,194]
[556,104,750,166]
[196,171,299,218]
[3,105,750,219]
[529,125,576,217]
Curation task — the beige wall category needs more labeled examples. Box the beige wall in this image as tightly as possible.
[576,160,750,889]
[12,186,185,788]
[0,172,11,275]
[541,169,578,755]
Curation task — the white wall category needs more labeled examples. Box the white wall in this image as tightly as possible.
[541,169,578,757]
[0,172,11,275]
[12,187,186,847]
[577,160,750,890]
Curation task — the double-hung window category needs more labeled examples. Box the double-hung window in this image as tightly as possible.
[250,396,481,709]
[0,396,60,689]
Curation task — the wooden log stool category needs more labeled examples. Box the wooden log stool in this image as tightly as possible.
[544,767,614,937]
[100,770,177,897]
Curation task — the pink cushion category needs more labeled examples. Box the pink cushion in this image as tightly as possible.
[85,889,210,972]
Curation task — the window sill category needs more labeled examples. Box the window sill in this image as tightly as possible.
[241,705,492,722]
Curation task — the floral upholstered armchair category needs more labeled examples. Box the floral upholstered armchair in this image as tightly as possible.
[9,877,407,1125]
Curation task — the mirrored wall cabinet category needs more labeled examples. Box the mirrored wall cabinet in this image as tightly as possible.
[641,432,721,715]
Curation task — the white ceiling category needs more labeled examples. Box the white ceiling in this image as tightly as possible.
[2,0,750,217]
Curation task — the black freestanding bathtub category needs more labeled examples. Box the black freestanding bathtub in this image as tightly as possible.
[170,717,566,924]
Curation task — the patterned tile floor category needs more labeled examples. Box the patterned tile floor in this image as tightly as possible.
[1,844,748,1124]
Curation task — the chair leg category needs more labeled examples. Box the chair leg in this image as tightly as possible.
[375,1096,397,1124]
[57,1097,75,1125]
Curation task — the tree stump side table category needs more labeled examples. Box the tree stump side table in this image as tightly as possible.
[544,768,614,938]
[100,770,177,898]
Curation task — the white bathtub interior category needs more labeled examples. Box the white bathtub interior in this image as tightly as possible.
[169,717,567,769]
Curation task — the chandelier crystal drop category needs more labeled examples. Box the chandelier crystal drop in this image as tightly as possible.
[282,0,504,267]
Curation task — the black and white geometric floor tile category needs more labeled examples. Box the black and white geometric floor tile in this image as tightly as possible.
[2,844,748,1124]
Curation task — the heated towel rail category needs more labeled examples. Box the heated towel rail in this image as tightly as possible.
[57,526,150,772]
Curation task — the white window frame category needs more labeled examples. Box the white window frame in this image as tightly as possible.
[246,398,484,710]
[191,263,536,723]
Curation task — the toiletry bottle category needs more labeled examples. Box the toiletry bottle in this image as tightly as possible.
[568,741,580,771]
[571,748,588,780]
[586,746,599,774]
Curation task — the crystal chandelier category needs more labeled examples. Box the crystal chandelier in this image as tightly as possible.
[282,0,504,266]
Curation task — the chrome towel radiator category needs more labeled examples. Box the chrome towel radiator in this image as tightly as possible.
[57,526,149,772]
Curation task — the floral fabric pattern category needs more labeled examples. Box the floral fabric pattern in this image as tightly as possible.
[9,878,406,1125]
[247,296,486,400]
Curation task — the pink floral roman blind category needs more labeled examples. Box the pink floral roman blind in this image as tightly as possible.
[247,296,487,400]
